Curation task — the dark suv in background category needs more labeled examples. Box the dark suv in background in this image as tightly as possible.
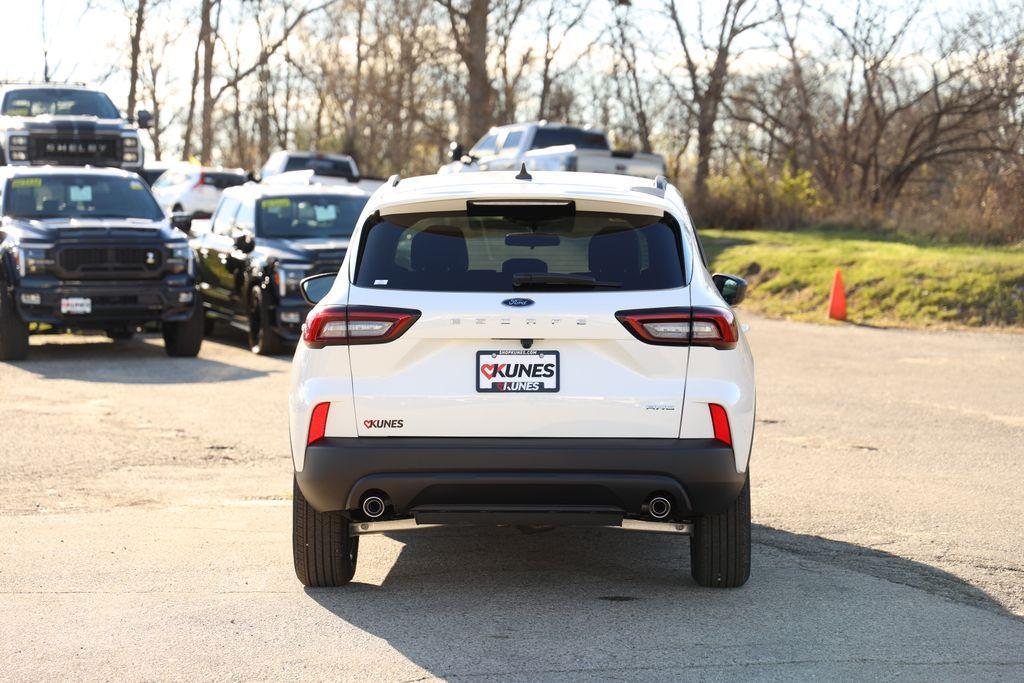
[0,83,149,171]
[0,167,202,360]
[189,181,369,354]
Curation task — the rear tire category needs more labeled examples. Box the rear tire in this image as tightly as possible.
[248,286,285,356]
[689,473,751,588]
[293,477,359,587]
[0,288,29,360]
[162,301,204,357]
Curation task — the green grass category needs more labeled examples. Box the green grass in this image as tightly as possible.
[701,227,1024,329]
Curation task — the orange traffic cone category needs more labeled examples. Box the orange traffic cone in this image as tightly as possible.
[828,268,847,321]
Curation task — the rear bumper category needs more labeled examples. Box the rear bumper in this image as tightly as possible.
[297,437,746,520]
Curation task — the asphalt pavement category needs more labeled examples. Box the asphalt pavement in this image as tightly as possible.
[1,317,1021,680]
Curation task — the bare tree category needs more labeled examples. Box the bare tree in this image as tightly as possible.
[665,0,768,211]
[433,0,530,142]
[124,0,148,119]
[536,0,591,120]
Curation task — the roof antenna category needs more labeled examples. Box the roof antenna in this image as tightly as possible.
[515,163,532,181]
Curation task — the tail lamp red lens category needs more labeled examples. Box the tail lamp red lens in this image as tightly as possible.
[302,306,420,348]
[709,403,732,446]
[615,307,739,349]
[307,402,330,446]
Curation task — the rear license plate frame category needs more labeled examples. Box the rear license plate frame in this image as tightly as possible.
[476,349,560,393]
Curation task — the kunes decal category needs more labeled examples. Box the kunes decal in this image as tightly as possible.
[363,419,404,429]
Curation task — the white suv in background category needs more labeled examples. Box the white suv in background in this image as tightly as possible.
[151,164,248,217]
[289,169,755,588]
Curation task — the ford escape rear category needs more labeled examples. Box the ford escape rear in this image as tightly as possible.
[289,170,755,588]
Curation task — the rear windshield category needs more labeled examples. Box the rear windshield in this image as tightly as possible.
[530,127,609,151]
[355,209,684,292]
[1,89,120,119]
[202,172,246,189]
[257,194,368,239]
[283,155,356,179]
[3,174,164,221]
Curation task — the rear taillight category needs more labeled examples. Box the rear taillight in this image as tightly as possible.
[302,306,420,348]
[709,403,732,445]
[307,402,330,445]
[615,307,739,349]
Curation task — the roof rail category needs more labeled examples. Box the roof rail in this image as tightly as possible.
[654,175,669,190]
[388,174,400,187]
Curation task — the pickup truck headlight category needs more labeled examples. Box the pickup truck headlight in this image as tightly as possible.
[9,135,29,148]
[165,241,193,275]
[16,244,54,276]
[276,264,312,298]
[122,137,139,149]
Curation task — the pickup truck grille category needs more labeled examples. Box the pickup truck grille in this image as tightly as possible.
[57,245,164,279]
[30,136,120,165]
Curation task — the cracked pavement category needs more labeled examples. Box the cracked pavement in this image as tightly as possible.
[1,317,1022,680]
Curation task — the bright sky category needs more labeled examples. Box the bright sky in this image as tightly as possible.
[0,0,978,114]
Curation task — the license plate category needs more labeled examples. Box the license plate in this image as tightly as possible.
[60,297,92,315]
[476,350,559,393]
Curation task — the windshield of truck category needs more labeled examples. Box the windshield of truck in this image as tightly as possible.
[282,155,356,179]
[1,89,121,119]
[355,208,684,292]
[257,194,368,239]
[530,127,609,150]
[469,133,499,156]
[3,174,164,220]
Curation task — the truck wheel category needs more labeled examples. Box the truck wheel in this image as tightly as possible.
[248,287,285,356]
[162,301,204,357]
[293,477,358,587]
[0,289,29,360]
[689,473,751,588]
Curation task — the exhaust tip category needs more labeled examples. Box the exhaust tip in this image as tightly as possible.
[362,495,387,519]
[647,496,672,520]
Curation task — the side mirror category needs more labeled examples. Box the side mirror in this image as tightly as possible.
[713,273,748,306]
[170,212,193,234]
[233,232,255,253]
[300,273,335,305]
[448,141,464,162]
[136,110,152,129]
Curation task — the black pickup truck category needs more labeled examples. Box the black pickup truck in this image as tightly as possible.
[0,167,202,360]
[0,83,149,171]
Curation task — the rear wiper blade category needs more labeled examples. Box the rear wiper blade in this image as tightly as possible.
[512,272,621,289]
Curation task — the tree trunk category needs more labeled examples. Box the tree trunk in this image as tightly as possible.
[199,0,220,164]
[463,0,494,142]
[126,0,147,119]
[181,25,203,160]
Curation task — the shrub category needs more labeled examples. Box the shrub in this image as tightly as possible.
[700,160,820,230]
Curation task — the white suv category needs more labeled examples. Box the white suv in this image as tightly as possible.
[289,169,755,588]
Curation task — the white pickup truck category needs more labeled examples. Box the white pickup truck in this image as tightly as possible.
[439,122,666,179]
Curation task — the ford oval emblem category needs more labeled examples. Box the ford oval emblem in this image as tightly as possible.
[502,297,534,307]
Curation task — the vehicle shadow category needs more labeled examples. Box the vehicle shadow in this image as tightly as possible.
[304,524,1022,678]
[205,321,298,357]
[7,334,270,383]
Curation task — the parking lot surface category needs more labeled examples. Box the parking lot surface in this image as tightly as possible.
[1,318,1022,679]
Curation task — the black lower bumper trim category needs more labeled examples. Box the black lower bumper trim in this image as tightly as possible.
[297,437,745,518]
[15,280,196,325]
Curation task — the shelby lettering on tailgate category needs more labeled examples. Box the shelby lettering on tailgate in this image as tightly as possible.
[477,350,560,393]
